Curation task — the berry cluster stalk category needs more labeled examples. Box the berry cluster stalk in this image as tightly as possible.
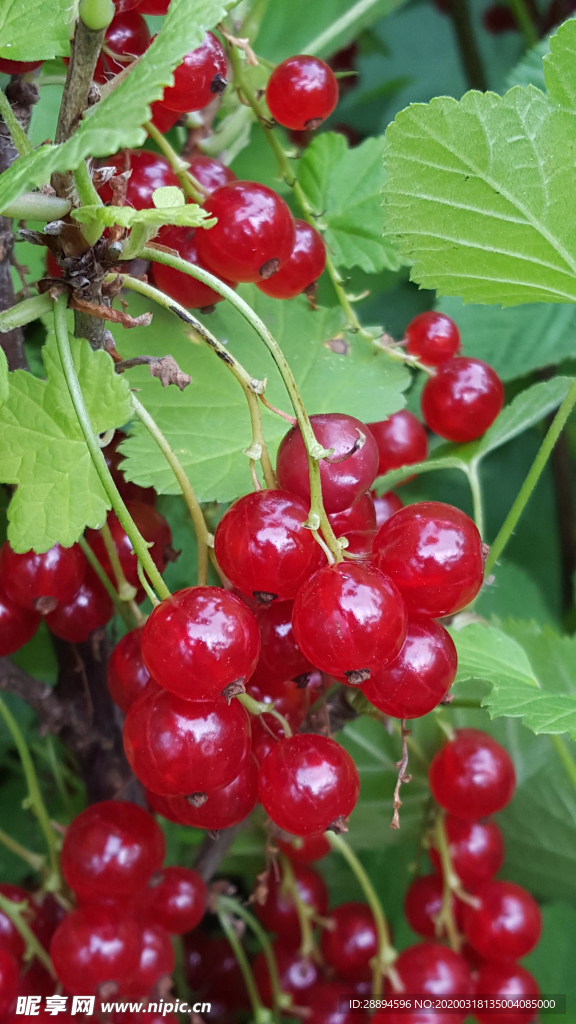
[217,894,287,1018]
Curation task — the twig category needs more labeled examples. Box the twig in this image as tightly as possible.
[193,824,243,880]
[390,720,412,830]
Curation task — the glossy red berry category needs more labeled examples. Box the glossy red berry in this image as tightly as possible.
[44,567,113,643]
[255,863,328,943]
[112,0,143,10]
[277,833,331,863]
[403,875,463,940]
[152,226,235,309]
[266,56,338,131]
[124,684,251,795]
[254,943,320,1006]
[462,881,541,962]
[215,491,325,602]
[196,181,295,284]
[121,923,174,997]
[249,601,312,688]
[0,541,85,614]
[141,586,260,700]
[405,312,461,366]
[368,411,428,477]
[329,492,377,535]
[361,617,457,719]
[94,12,151,83]
[474,962,539,1024]
[429,815,504,886]
[107,628,151,713]
[257,220,326,299]
[144,867,206,934]
[249,678,310,763]
[374,501,484,618]
[292,562,407,682]
[421,358,504,443]
[307,981,356,1024]
[99,149,180,210]
[150,98,181,133]
[258,733,360,836]
[104,432,156,506]
[429,728,516,820]
[31,895,65,952]
[148,753,259,829]
[321,903,377,981]
[0,886,33,961]
[188,154,237,194]
[372,491,403,528]
[184,933,249,1019]
[0,59,43,74]
[61,800,165,900]
[0,588,40,655]
[0,948,19,1018]
[162,32,227,112]
[277,413,379,514]
[86,501,172,597]
[135,0,170,11]
[387,942,473,997]
[50,907,140,995]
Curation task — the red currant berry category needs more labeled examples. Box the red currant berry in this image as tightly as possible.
[50,907,140,995]
[144,867,206,935]
[61,800,165,901]
[196,181,295,283]
[44,566,113,643]
[474,962,539,1024]
[94,12,151,83]
[387,942,473,997]
[123,684,251,795]
[429,729,516,820]
[148,752,259,829]
[255,863,328,943]
[462,880,541,962]
[482,5,519,32]
[277,833,331,863]
[374,501,484,618]
[368,411,428,477]
[188,154,237,194]
[405,312,461,367]
[254,943,320,1006]
[112,0,142,10]
[149,98,181,133]
[249,601,313,689]
[184,933,249,1018]
[135,0,170,12]
[372,491,403,528]
[107,627,151,713]
[0,588,40,655]
[403,875,463,940]
[0,948,19,1017]
[250,680,310,763]
[361,617,457,719]
[141,586,260,700]
[86,501,172,597]
[99,150,180,210]
[266,56,338,131]
[162,32,227,112]
[292,562,407,682]
[16,957,58,1001]
[0,59,43,74]
[421,358,504,443]
[276,413,379,514]
[307,981,356,1024]
[104,432,156,506]
[321,902,377,981]
[0,541,85,614]
[152,225,236,309]
[0,886,33,961]
[341,529,377,561]
[257,220,326,299]
[329,492,377,535]
[31,895,66,952]
[215,491,325,602]
[121,922,174,997]
[258,733,360,836]
[429,816,504,887]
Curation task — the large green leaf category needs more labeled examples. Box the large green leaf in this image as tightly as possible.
[0,0,70,62]
[543,18,576,109]
[524,904,576,1019]
[256,0,407,62]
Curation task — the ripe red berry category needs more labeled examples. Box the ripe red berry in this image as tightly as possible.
[403,875,463,940]
[149,98,181,133]
[0,885,34,961]
[215,491,325,602]
[188,154,237,194]
[184,933,249,1019]
[253,943,320,1006]
[94,12,151,83]
[123,684,251,795]
[107,628,151,713]
[50,907,141,995]
[372,491,403,528]
[429,728,516,820]
[141,586,260,700]
[99,150,180,210]
[421,358,504,443]
[0,948,19,1018]
[405,312,461,367]
[162,32,227,112]
[463,880,541,962]
[257,219,326,299]
[266,56,338,131]
[276,413,379,514]
[0,542,85,614]
[258,733,360,836]
[249,600,312,688]
[474,962,539,1024]
[292,562,407,682]
[254,863,328,943]
[44,567,113,643]
[86,501,172,597]
[277,833,331,863]
[429,816,504,887]
[307,981,356,1024]
[144,867,207,934]
[196,181,295,283]
[31,895,66,952]
[147,753,259,829]
[329,492,377,535]
[104,432,156,506]
[61,800,165,900]
[121,923,174,997]
[368,411,428,477]
[361,617,457,719]
[0,59,43,74]
[373,501,484,618]
[152,226,236,309]
[0,588,40,655]
[249,678,310,763]
[321,902,377,981]
[135,0,170,11]
[112,0,142,10]
[386,942,473,997]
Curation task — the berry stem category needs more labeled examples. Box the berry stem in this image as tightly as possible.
[77,535,140,628]
[217,906,275,1024]
[53,293,171,602]
[0,697,62,892]
[467,462,484,538]
[431,810,465,953]
[0,826,46,874]
[549,734,576,792]
[100,521,138,602]
[0,893,55,977]
[0,293,55,332]
[237,693,293,738]
[0,89,33,158]
[73,160,105,246]
[508,0,538,46]
[143,121,206,204]
[217,894,286,1019]
[278,851,318,959]
[137,560,160,606]
[485,380,576,576]
[326,832,397,996]
[131,393,212,586]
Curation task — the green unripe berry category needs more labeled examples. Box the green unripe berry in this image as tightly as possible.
[79,0,115,31]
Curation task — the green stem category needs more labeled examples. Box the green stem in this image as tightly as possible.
[0,826,45,874]
[53,294,171,601]
[0,697,61,890]
[432,812,463,952]
[78,535,138,628]
[485,381,576,576]
[279,852,317,958]
[237,693,293,737]
[550,734,576,791]
[137,560,160,606]
[217,908,273,1024]
[131,394,211,586]
[467,463,484,539]
[144,121,206,203]
[1,193,71,221]
[100,521,138,602]
[73,161,104,246]
[0,89,33,157]
[0,893,55,976]
[217,894,286,1018]
[0,294,54,334]
[508,0,538,47]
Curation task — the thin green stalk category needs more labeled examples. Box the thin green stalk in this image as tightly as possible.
[144,121,205,203]
[0,697,61,890]
[131,394,211,586]
[508,0,538,46]
[78,535,138,628]
[137,560,160,606]
[100,521,138,602]
[73,160,104,246]
[432,812,464,952]
[217,908,274,1024]
[550,734,576,791]
[0,826,45,874]
[218,894,286,1018]
[53,293,170,601]
[279,852,317,958]
[467,463,484,539]
[485,381,576,576]
[0,893,55,976]
[0,89,32,157]
[237,693,292,737]
[0,294,54,333]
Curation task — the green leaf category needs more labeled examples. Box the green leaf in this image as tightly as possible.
[524,904,576,1020]
[112,287,409,503]
[152,186,185,209]
[506,35,550,90]
[0,0,227,213]
[0,0,70,62]
[500,621,576,694]
[543,18,576,109]
[0,333,132,553]
[256,0,407,63]
[475,561,556,625]
[71,203,214,230]
[299,133,405,274]
[0,350,8,409]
